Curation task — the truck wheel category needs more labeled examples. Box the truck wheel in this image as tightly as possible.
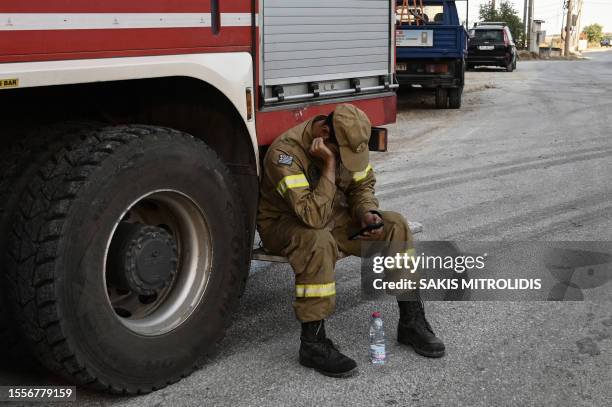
[0,123,99,367]
[5,125,248,394]
[506,59,514,72]
[0,299,19,369]
[448,87,463,109]
[435,88,448,109]
[0,136,34,366]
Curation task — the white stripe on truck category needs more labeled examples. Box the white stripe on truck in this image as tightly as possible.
[0,13,254,30]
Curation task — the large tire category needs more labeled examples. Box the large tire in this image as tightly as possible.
[0,123,99,368]
[4,125,249,394]
[448,87,463,109]
[0,298,20,370]
[0,135,35,366]
[506,58,514,72]
[435,87,448,109]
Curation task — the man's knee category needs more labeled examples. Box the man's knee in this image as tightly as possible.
[300,227,337,248]
[381,210,408,227]
[381,211,412,241]
[286,227,339,261]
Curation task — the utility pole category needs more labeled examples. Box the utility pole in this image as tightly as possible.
[560,5,566,43]
[527,0,534,51]
[523,0,529,43]
[565,0,573,56]
[573,0,584,51]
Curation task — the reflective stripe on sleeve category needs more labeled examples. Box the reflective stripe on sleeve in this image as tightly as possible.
[295,282,336,298]
[276,173,309,196]
[352,164,372,183]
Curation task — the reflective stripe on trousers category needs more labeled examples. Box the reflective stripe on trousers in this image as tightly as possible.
[295,282,336,298]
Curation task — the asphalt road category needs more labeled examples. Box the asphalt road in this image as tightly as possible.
[3,50,612,406]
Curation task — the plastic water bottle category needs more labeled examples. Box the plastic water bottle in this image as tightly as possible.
[369,311,386,365]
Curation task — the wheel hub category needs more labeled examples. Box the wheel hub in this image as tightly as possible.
[108,223,178,296]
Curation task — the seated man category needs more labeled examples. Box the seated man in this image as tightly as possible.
[257,104,445,378]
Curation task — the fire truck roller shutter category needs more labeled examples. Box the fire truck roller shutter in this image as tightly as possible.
[261,0,393,103]
[2,124,249,394]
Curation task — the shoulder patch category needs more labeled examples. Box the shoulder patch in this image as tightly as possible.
[277,153,294,166]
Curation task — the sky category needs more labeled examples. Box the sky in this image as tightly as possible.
[456,0,612,35]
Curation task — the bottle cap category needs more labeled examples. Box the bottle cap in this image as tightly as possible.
[372,311,381,318]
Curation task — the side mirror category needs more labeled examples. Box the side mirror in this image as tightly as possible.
[369,127,388,152]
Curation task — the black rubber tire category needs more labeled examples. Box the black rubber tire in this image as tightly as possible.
[466,64,474,71]
[448,87,463,109]
[506,59,514,72]
[0,123,101,368]
[4,125,249,394]
[435,88,448,109]
[0,298,19,370]
[0,134,35,367]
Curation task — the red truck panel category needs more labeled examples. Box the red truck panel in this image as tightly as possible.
[255,94,397,146]
[0,0,247,13]
[0,0,252,63]
[1,0,397,141]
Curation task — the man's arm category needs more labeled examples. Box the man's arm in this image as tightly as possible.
[264,147,336,229]
[346,165,383,239]
[346,164,378,214]
[345,163,379,221]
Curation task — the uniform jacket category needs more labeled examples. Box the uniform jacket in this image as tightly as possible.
[257,116,379,232]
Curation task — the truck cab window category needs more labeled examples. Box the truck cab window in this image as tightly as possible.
[396,5,444,25]
[424,6,444,24]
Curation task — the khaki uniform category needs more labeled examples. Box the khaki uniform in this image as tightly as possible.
[257,117,414,322]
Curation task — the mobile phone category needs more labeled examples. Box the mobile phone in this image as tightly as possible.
[349,222,384,240]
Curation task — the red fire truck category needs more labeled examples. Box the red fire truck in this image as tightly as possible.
[0,0,397,393]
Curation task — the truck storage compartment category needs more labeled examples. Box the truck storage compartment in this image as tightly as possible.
[260,0,395,104]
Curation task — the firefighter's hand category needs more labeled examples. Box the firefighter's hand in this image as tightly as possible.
[309,137,336,165]
[310,138,336,182]
[360,212,384,240]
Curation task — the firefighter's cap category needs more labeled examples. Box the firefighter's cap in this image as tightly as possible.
[332,104,371,172]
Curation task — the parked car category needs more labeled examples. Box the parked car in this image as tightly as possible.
[467,22,517,72]
[601,38,611,47]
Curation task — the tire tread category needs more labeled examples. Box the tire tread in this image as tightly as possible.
[1,123,99,368]
[5,124,248,394]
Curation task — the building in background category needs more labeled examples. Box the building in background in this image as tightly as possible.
[529,19,545,53]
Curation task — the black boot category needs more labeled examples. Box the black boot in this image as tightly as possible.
[397,300,445,358]
[299,320,358,378]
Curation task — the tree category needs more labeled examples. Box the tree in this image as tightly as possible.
[478,2,497,22]
[478,1,525,47]
[583,24,604,44]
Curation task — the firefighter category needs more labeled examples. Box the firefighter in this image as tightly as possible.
[257,104,445,378]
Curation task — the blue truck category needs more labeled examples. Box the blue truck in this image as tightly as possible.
[395,0,468,109]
